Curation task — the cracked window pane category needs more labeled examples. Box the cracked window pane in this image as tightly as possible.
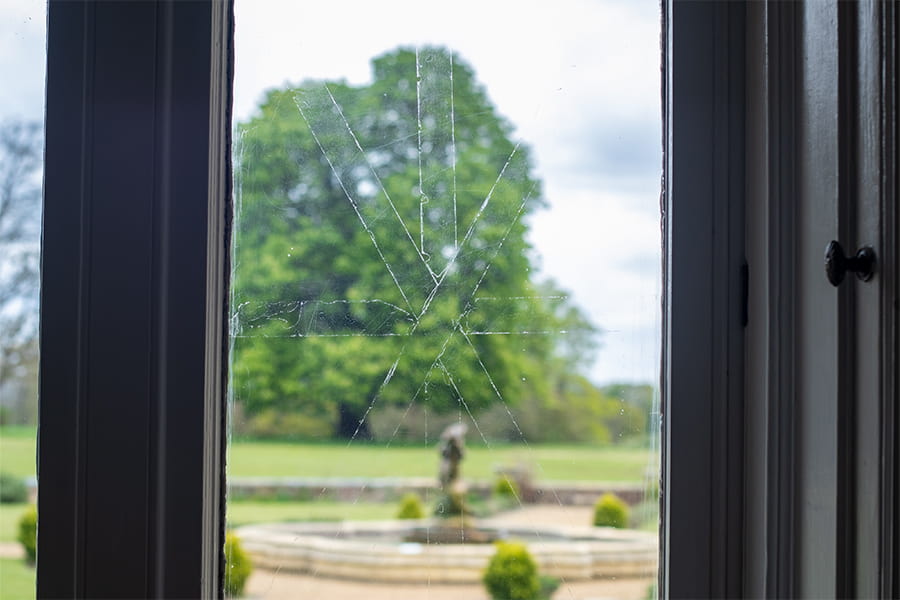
[0,2,45,598]
[228,3,661,599]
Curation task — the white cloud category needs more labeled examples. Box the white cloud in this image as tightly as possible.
[528,187,661,383]
[0,0,46,122]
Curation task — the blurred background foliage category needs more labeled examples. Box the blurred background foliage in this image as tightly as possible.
[230,47,653,444]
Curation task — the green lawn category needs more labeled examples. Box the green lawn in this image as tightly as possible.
[0,558,34,600]
[0,429,35,479]
[0,504,27,543]
[226,442,654,482]
[2,426,656,482]
[227,500,396,527]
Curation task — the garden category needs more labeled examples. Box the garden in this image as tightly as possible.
[0,425,658,600]
[0,43,663,600]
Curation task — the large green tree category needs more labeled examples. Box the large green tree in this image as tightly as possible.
[232,47,597,440]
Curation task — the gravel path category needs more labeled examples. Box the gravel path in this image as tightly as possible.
[244,506,655,600]
[245,572,652,600]
[0,542,23,559]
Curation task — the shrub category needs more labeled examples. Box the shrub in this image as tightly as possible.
[241,409,334,440]
[224,532,252,598]
[0,472,28,504]
[17,505,37,564]
[538,575,561,599]
[483,541,541,600]
[396,493,425,519]
[593,492,629,529]
[493,476,520,500]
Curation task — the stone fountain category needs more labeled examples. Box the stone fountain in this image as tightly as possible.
[236,424,657,583]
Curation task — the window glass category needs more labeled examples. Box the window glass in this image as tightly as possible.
[0,1,46,597]
[228,3,661,599]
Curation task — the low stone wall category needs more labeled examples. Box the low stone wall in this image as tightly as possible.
[228,477,647,506]
[237,519,658,583]
[529,482,645,506]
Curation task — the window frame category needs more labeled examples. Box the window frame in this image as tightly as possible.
[36,1,748,598]
[38,1,231,596]
[661,2,745,598]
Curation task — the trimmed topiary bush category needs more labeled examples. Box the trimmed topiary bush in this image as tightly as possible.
[224,532,252,598]
[483,541,541,600]
[0,472,28,504]
[396,492,425,519]
[538,575,561,599]
[493,476,519,500]
[593,492,629,529]
[17,505,37,564]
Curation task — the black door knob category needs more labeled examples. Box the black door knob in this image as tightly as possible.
[825,240,876,286]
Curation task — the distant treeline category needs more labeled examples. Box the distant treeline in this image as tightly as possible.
[232,382,656,445]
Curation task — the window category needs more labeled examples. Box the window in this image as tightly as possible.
[226,3,661,598]
[34,2,752,598]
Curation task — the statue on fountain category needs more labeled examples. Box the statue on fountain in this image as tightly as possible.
[437,422,469,516]
[408,421,494,543]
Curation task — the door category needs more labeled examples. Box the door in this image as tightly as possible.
[766,2,898,597]
[744,1,898,598]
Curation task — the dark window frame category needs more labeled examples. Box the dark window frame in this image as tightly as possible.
[39,1,231,596]
[661,2,745,598]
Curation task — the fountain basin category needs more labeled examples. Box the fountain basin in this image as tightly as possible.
[236,519,658,583]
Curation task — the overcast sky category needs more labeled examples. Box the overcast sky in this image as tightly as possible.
[0,0,662,386]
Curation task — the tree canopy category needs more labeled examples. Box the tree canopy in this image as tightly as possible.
[0,119,42,425]
[231,47,604,441]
